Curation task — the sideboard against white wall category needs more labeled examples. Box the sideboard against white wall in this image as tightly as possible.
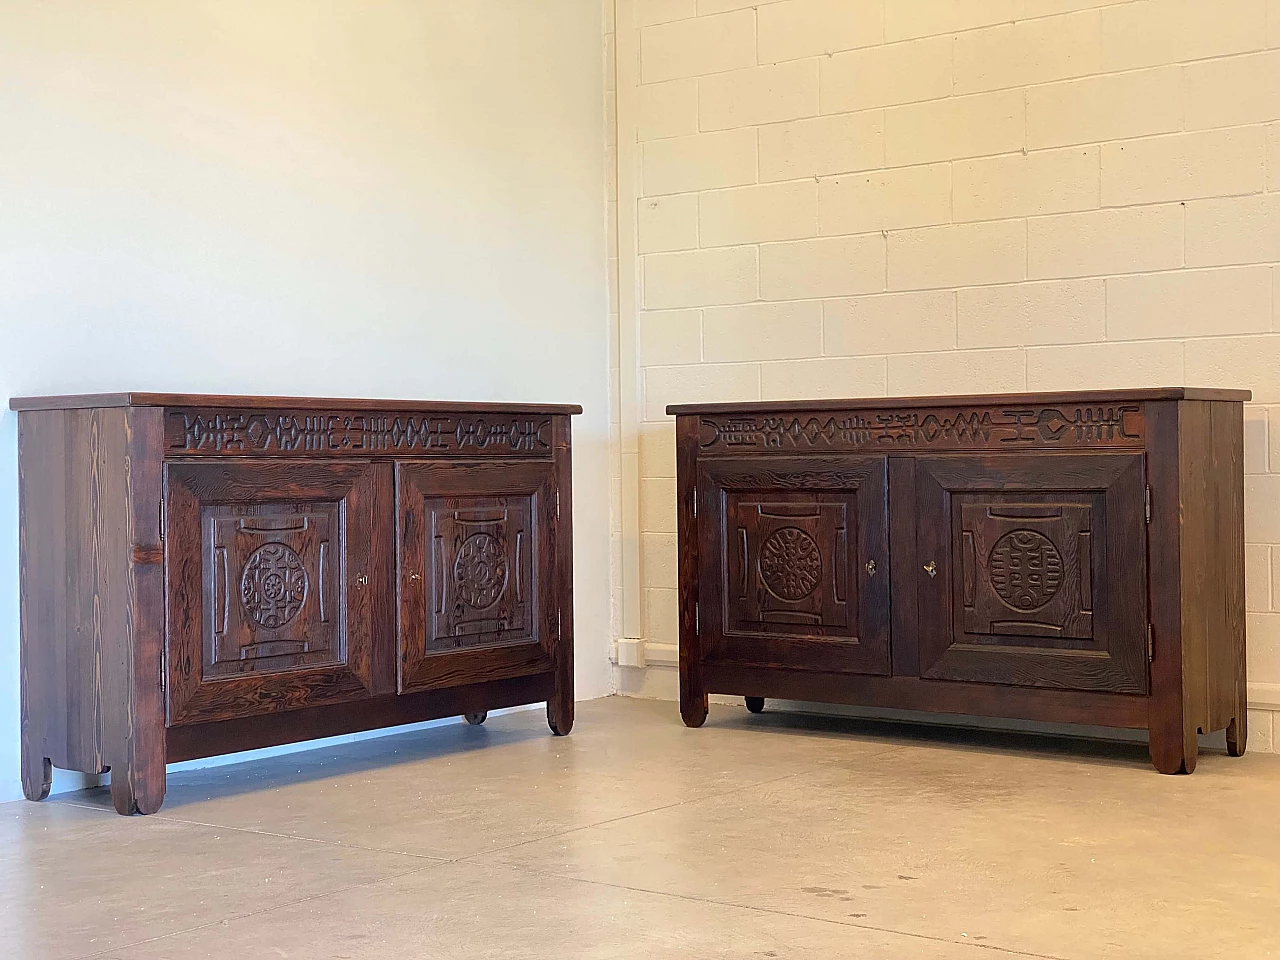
[12,393,579,814]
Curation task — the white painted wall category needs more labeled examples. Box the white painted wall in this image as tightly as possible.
[0,0,612,801]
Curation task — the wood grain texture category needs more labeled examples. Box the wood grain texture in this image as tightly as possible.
[167,673,555,762]
[914,454,1149,695]
[17,395,579,814]
[666,388,1251,416]
[697,456,891,676]
[674,391,1247,774]
[396,458,556,695]
[165,460,389,726]
[547,415,575,736]
[704,663,1149,729]
[10,393,582,415]
[676,415,707,728]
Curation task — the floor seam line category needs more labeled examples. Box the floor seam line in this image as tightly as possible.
[453,769,810,863]
[494,863,1071,960]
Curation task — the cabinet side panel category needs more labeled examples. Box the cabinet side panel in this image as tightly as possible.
[549,414,575,734]
[18,411,76,781]
[1177,401,1213,737]
[676,416,707,727]
[1147,401,1192,773]
[1208,401,1246,734]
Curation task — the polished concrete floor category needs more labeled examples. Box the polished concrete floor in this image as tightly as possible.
[2,697,1279,959]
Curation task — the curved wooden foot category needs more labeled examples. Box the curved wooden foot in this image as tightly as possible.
[744,697,765,714]
[680,691,708,728]
[108,766,165,816]
[463,711,488,726]
[21,750,52,802]
[547,700,573,737]
[1226,716,1247,757]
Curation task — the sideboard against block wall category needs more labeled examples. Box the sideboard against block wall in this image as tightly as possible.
[12,393,578,814]
[668,389,1250,774]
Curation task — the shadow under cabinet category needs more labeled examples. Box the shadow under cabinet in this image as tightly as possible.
[12,393,578,813]
[668,388,1249,775]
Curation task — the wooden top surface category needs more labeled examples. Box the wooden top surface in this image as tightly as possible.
[666,387,1251,415]
[9,393,584,415]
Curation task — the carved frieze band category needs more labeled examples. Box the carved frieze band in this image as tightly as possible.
[698,405,1144,452]
[165,409,554,457]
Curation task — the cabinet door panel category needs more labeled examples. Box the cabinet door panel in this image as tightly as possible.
[397,461,556,693]
[915,455,1148,694]
[166,460,391,726]
[697,457,890,675]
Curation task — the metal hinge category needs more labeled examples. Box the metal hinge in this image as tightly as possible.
[159,500,165,541]
[692,487,697,519]
[556,488,561,520]
[695,601,700,633]
[1147,624,1154,663]
[1144,486,1151,523]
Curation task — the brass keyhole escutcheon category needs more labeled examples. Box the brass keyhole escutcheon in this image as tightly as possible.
[356,574,369,588]
[923,561,938,578]
[410,573,422,582]
[865,559,877,576]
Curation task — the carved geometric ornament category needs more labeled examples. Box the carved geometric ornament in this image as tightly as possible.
[988,530,1063,612]
[759,526,822,602]
[241,543,309,628]
[454,532,508,610]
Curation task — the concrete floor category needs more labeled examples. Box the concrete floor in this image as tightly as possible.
[2,698,1278,960]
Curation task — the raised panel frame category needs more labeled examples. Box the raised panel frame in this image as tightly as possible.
[397,460,557,693]
[697,457,891,676]
[165,460,392,726]
[914,454,1149,695]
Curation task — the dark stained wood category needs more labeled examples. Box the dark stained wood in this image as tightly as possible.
[1146,401,1195,774]
[673,390,1248,774]
[16,396,577,814]
[166,673,555,762]
[165,460,389,725]
[696,456,891,676]
[704,663,1150,729]
[10,393,582,415]
[666,387,1251,416]
[163,408,559,459]
[914,454,1149,695]
[547,415,575,736]
[396,458,557,694]
[888,457,920,677]
[676,415,707,728]
[108,408,167,815]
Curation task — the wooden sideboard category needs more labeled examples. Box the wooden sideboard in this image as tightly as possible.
[667,389,1250,774]
[12,393,578,814]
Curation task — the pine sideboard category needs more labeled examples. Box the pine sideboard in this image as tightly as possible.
[667,389,1250,774]
[12,393,578,813]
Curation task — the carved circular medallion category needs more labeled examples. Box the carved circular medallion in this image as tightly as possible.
[241,543,308,628]
[988,530,1063,612]
[454,533,508,610]
[759,527,822,602]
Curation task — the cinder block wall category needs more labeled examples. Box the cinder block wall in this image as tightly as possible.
[611,0,1280,751]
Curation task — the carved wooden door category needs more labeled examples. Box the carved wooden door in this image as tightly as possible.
[397,460,557,693]
[697,457,891,674]
[914,454,1149,693]
[165,461,391,726]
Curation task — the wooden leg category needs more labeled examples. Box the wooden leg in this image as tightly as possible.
[20,745,52,802]
[107,760,166,816]
[744,697,765,714]
[680,670,708,728]
[1226,715,1247,757]
[547,697,573,737]
[1148,720,1198,775]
